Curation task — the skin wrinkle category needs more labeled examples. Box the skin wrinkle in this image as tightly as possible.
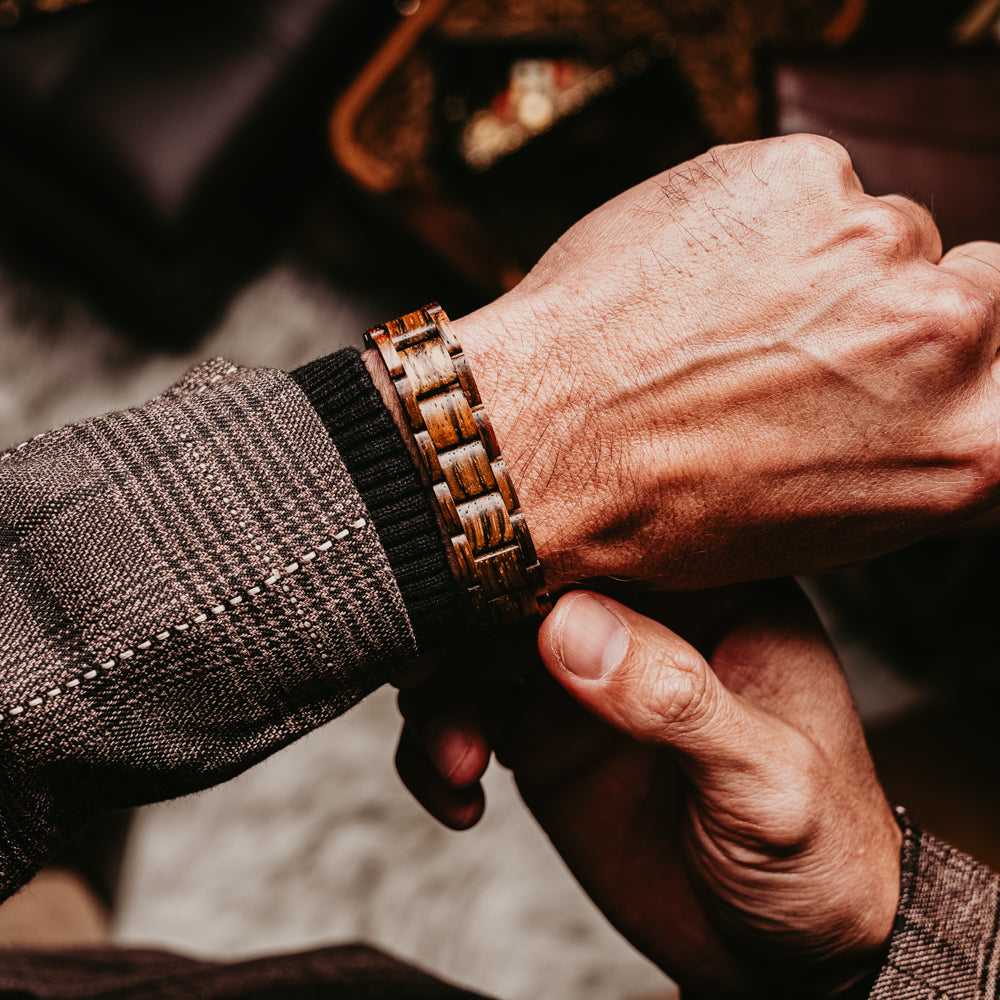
[697,821,890,949]
[691,786,816,870]
[693,794,833,883]
[456,303,581,578]
[517,339,573,504]
[685,786,894,975]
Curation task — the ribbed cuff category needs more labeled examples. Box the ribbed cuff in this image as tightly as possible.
[291,348,464,652]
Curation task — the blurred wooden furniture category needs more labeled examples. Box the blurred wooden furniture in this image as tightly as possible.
[0,0,394,344]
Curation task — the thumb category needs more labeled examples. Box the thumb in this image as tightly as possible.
[538,591,758,775]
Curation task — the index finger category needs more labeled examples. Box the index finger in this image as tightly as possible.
[937,242,1000,356]
[877,193,943,263]
[939,241,1000,298]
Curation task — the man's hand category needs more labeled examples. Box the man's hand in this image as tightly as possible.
[396,583,901,999]
[452,134,1000,588]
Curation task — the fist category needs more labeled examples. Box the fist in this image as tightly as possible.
[456,135,1000,587]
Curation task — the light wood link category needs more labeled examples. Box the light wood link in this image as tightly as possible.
[451,354,482,406]
[475,544,530,595]
[510,513,540,565]
[406,336,455,397]
[451,534,478,586]
[472,409,500,457]
[419,388,478,449]
[439,441,495,501]
[365,303,551,626]
[457,493,514,554]
[395,376,424,430]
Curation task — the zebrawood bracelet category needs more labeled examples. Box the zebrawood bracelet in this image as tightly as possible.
[365,303,552,627]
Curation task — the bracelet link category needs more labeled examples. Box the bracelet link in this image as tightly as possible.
[366,303,551,626]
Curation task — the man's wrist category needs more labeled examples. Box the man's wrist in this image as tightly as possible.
[366,295,606,594]
[364,306,552,622]
[450,303,574,590]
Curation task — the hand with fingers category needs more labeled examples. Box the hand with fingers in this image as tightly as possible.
[434,134,1000,589]
[396,582,900,1000]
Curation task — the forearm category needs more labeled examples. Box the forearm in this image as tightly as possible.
[0,351,459,899]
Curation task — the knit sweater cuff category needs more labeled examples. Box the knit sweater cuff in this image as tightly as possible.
[291,348,464,652]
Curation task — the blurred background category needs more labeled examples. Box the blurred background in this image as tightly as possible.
[0,0,999,997]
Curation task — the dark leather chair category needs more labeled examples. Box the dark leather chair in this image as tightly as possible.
[0,0,395,344]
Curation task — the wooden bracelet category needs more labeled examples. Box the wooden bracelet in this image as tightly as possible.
[365,303,552,626]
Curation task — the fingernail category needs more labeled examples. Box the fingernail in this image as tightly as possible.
[558,594,629,679]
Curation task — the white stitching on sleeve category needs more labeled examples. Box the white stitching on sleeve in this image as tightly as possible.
[5,519,368,720]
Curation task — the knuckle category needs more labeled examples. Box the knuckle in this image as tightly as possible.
[749,134,857,201]
[641,648,711,732]
[912,279,996,358]
[932,280,994,342]
[853,201,921,256]
[797,132,853,167]
[782,132,854,177]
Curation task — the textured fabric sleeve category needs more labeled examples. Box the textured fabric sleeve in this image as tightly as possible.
[0,358,417,900]
[870,807,1000,998]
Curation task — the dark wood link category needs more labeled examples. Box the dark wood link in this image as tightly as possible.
[365,303,551,626]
